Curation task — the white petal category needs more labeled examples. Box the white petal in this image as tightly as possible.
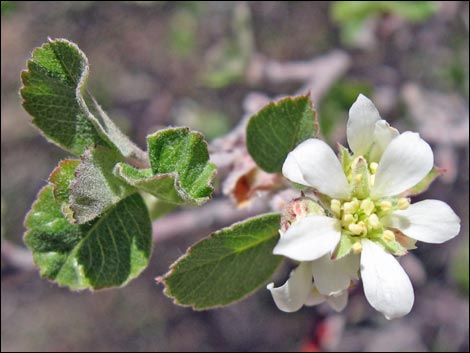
[347,94,381,155]
[273,215,341,262]
[304,289,326,307]
[371,132,433,198]
[326,290,349,312]
[369,120,400,162]
[386,200,461,244]
[267,262,313,313]
[360,239,414,319]
[281,151,308,185]
[282,139,351,199]
[311,253,359,296]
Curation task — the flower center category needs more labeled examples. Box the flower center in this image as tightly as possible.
[331,157,410,254]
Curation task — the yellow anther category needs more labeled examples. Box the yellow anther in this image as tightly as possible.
[355,174,363,183]
[331,199,342,216]
[358,221,367,235]
[383,230,395,242]
[370,162,378,174]
[380,200,392,213]
[344,199,360,215]
[398,198,410,210]
[369,174,376,187]
[361,199,375,216]
[349,222,364,235]
[367,213,381,229]
[343,202,354,215]
[341,214,354,227]
[352,242,363,254]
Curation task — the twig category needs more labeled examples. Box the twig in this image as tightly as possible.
[152,198,270,243]
[1,238,35,272]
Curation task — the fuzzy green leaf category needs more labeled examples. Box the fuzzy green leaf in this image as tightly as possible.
[246,95,318,173]
[113,164,183,203]
[49,159,80,203]
[115,127,216,205]
[24,186,152,290]
[20,38,144,159]
[70,146,136,224]
[49,159,80,221]
[163,213,283,309]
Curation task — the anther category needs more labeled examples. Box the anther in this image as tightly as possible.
[380,200,392,213]
[361,199,375,215]
[383,230,395,242]
[369,162,378,174]
[352,242,363,254]
[342,214,354,227]
[349,223,364,235]
[398,198,410,210]
[367,213,381,229]
[331,199,341,216]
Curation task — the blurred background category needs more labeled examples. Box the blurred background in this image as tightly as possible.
[1,1,468,351]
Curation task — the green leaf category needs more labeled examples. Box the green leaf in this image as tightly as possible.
[114,164,183,202]
[21,38,145,160]
[163,213,283,309]
[70,146,136,224]
[49,159,80,221]
[49,159,80,203]
[115,127,216,205]
[24,186,152,290]
[246,95,318,173]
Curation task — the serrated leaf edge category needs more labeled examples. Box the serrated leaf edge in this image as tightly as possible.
[161,213,283,310]
[145,127,217,206]
[246,93,317,173]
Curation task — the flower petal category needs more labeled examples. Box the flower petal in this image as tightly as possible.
[281,151,308,185]
[371,132,433,198]
[386,199,461,244]
[273,215,341,261]
[369,120,400,162]
[312,253,359,296]
[326,290,349,312]
[347,94,382,156]
[282,139,351,199]
[304,289,326,307]
[267,262,313,313]
[360,239,414,319]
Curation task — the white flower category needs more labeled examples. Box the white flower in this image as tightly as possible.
[267,261,352,313]
[269,94,461,319]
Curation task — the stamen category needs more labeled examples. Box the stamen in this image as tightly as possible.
[349,223,364,235]
[383,230,395,242]
[369,162,378,174]
[367,213,381,229]
[398,198,410,210]
[352,242,363,254]
[361,199,375,215]
[380,200,392,213]
[330,199,341,216]
[342,214,354,227]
